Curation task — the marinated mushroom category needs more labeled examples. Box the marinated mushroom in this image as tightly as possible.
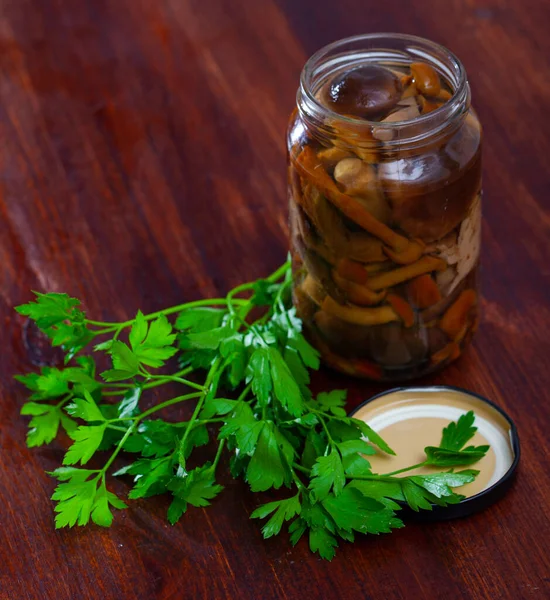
[288,52,480,380]
[334,158,378,197]
[325,65,402,119]
[322,296,399,326]
[317,146,354,171]
[410,62,441,97]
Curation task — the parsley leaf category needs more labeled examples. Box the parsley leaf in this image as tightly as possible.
[246,347,272,407]
[322,486,396,534]
[23,405,62,447]
[288,332,320,370]
[167,465,223,523]
[66,390,105,422]
[410,470,478,499]
[63,424,107,465]
[101,341,140,381]
[175,307,225,333]
[50,468,126,528]
[309,527,338,561]
[117,456,174,499]
[117,387,142,419]
[91,482,128,527]
[15,259,491,559]
[251,495,301,538]
[16,292,84,329]
[424,445,490,466]
[310,449,345,501]
[180,327,233,351]
[316,389,348,417]
[16,368,69,400]
[246,423,292,492]
[337,439,375,477]
[352,418,396,456]
[268,347,305,417]
[423,411,489,466]
[251,279,280,306]
[439,410,477,451]
[123,421,178,458]
[301,429,327,470]
[130,314,177,368]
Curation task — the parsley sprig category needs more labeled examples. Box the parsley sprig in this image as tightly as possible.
[15,259,488,559]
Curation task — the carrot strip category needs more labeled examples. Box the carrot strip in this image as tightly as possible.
[386,294,415,327]
[336,258,368,285]
[431,342,460,365]
[407,274,442,308]
[439,289,477,338]
[348,358,383,380]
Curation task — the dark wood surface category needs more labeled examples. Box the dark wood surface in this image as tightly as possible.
[1,1,549,598]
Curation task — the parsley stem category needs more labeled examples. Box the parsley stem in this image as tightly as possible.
[145,374,205,392]
[103,382,133,388]
[91,327,118,335]
[101,422,137,475]
[134,392,203,421]
[290,468,307,491]
[56,394,73,408]
[141,367,195,388]
[226,283,255,305]
[315,413,335,448]
[382,462,427,477]
[107,424,128,433]
[237,383,252,403]
[85,299,249,329]
[211,439,226,471]
[177,357,223,466]
[294,464,311,475]
[86,321,120,329]
[100,367,197,395]
[347,474,417,483]
[265,260,291,283]
[233,312,269,346]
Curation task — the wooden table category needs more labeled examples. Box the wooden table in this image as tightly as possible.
[2,1,549,598]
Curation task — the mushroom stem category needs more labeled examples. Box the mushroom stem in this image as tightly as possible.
[332,271,387,306]
[322,296,399,326]
[383,239,425,265]
[366,256,447,291]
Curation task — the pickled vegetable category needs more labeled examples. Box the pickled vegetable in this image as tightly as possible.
[288,53,481,380]
[325,65,402,119]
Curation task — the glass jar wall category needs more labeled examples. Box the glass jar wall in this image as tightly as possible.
[287,34,482,381]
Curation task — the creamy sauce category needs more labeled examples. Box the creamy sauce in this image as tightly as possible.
[353,389,515,498]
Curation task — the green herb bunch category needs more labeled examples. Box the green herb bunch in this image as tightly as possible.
[15,259,488,560]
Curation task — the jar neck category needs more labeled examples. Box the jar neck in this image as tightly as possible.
[296,33,471,152]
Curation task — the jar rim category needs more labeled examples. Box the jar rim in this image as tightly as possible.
[298,33,469,144]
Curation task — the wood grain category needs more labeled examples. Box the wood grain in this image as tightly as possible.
[1,0,549,598]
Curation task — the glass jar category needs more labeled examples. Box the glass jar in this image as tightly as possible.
[287,34,481,381]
